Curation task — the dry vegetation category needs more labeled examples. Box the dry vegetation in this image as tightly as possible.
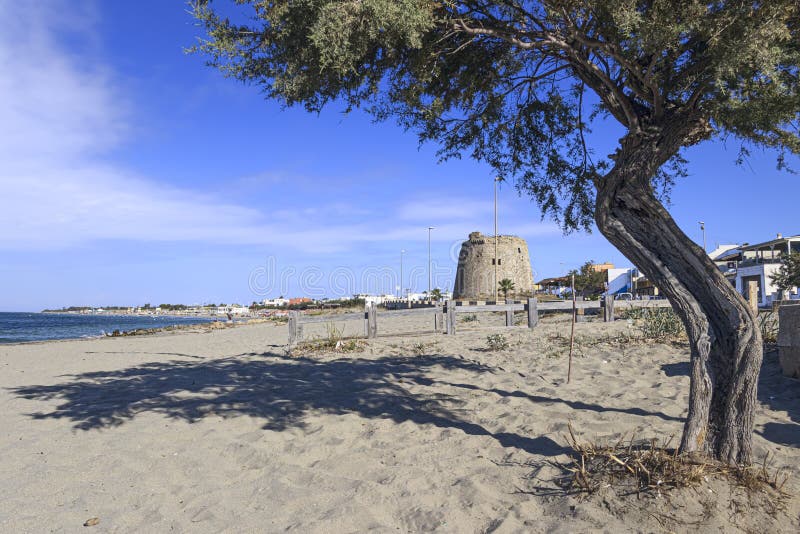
[289,322,366,356]
[556,424,790,501]
[759,310,780,344]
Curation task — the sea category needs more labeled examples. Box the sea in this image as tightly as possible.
[0,312,216,344]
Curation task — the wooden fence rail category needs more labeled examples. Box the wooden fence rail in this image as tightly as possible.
[288,298,671,344]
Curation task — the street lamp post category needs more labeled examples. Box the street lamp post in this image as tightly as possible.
[427,227,434,300]
[699,221,707,253]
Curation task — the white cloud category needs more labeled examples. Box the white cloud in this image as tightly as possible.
[0,2,123,164]
[0,2,559,256]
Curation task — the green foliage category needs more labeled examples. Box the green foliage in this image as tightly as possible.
[192,1,800,232]
[158,303,188,311]
[770,253,800,291]
[622,307,684,340]
[430,288,442,301]
[461,313,478,323]
[568,261,606,296]
[486,333,509,351]
[498,278,515,298]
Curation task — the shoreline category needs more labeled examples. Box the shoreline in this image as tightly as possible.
[0,314,266,347]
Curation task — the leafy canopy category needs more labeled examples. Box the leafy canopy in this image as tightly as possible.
[568,260,606,294]
[192,1,799,231]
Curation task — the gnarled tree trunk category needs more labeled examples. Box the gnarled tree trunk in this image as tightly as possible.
[595,129,763,465]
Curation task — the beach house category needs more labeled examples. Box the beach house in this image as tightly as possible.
[734,234,800,307]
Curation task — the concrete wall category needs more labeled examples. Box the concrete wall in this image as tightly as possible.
[778,304,800,378]
[452,232,534,299]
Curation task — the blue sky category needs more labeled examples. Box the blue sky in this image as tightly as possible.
[0,1,797,312]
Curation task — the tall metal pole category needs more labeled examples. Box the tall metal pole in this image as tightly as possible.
[427,227,434,300]
[400,249,405,298]
[699,221,706,252]
[494,177,499,301]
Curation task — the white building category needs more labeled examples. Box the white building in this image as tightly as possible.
[262,297,290,307]
[355,294,397,305]
[216,305,251,316]
[606,267,659,298]
[734,234,800,307]
[607,268,634,296]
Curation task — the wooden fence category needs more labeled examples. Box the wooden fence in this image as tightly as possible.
[287,297,671,345]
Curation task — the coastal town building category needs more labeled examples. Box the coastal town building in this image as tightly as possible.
[354,294,398,306]
[261,297,290,307]
[734,234,800,307]
[216,305,251,316]
[604,234,800,306]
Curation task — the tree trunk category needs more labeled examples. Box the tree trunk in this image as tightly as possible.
[594,132,763,465]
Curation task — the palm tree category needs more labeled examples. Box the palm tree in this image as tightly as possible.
[430,288,442,302]
[498,278,515,298]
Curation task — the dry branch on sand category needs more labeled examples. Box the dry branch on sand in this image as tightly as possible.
[554,424,790,505]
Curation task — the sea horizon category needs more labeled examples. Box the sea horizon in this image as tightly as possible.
[0,312,216,344]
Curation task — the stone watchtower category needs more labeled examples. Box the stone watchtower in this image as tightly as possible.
[453,232,534,300]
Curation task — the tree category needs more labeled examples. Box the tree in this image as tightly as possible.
[568,261,606,297]
[498,278,515,298]
[771,253,800,292]
[192,1,799,464]
[430,288,443,301]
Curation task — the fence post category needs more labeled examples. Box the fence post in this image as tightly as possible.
[446,303,456,335]
[747,281,759,313]
[288,311,298,346]
[604,295,615,322]
[371,303,378,338]
[527,297,538,329]
[364,305,370,337]
[505,298,514,327]
[435,304,443,332]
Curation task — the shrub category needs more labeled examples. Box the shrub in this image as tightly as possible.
[621,306,684,340]
[639,308,684,340]
[486,333,509,351]
[461,314,478,323]
[758,310,779,344]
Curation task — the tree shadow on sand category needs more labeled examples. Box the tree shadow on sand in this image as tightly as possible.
[10,353,571,457]
[660,351,800,448]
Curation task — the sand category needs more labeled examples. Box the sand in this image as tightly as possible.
[1,312,799,533]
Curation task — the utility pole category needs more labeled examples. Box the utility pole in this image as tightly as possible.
[427,227,434,300]
[699,221,707,253]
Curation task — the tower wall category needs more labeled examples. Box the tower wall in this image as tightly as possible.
[453,232,534,300]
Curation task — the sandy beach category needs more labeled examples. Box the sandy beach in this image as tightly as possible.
[1,313,799,533]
